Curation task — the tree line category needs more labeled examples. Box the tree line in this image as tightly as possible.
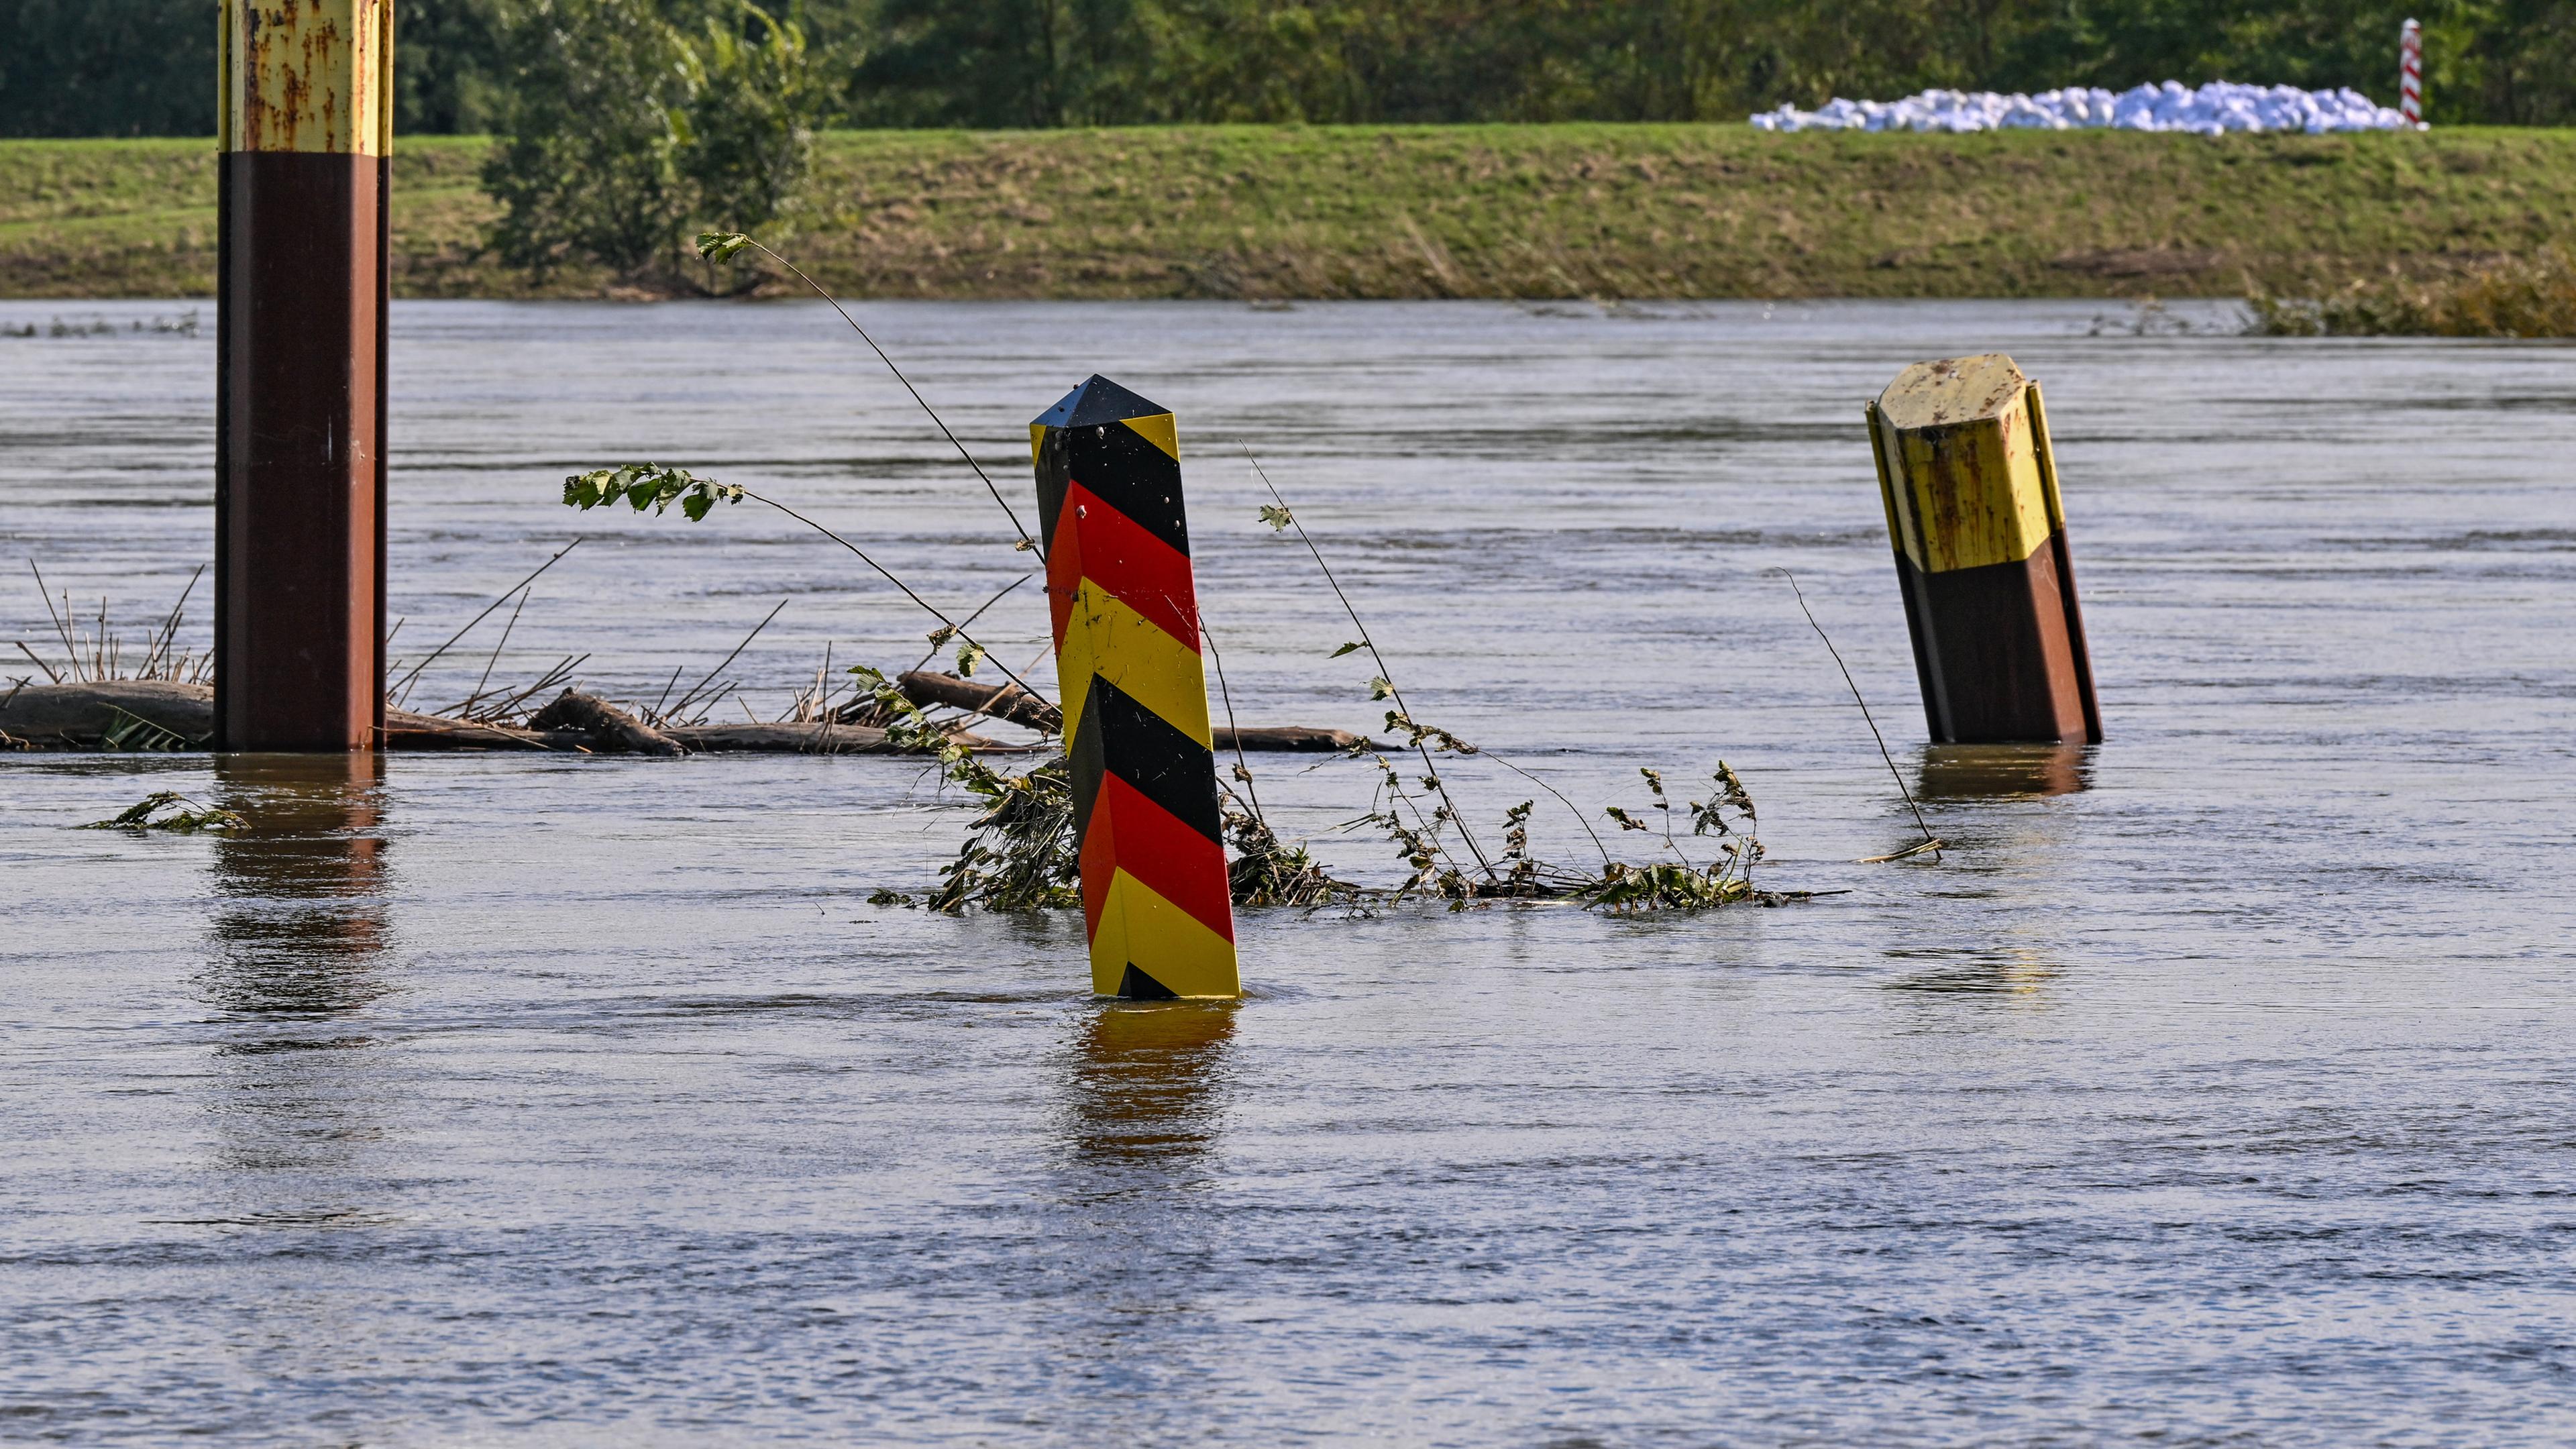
[4,0,2571,138]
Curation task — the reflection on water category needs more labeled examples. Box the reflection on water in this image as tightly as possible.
[1049,1003,1239,1421]
[1882,945,2064,1000]
[205,753,390,1017]
[1063,1002,1238,1167]
[1915,743,2091,800]
[195,753,397,1224]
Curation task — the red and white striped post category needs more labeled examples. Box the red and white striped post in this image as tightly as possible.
[2400,19,2426,128]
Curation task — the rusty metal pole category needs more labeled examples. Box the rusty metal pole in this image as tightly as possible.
[216,1,393,751]
[1866,354,2102,745]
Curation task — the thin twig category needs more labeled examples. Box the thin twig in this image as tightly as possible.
[814,640,836,747]
[492,654,588,722]
[1772,567,1940,861]
[388,537,584,702]
[13,641,61,684]
[1481,751,1615,870]
[146,564,203,677]
[669,598,790,719]
[1199,614,1265,825]
[451,585,531,718]
[1239,446,1499,879]
[28,564,77,682]
[906,573,1033,674]
[738,489,1049,707]
[741,239,1038,555]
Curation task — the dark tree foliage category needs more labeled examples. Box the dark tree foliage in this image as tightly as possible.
[0,0,215,137]
[845,0,2576,127]
[0,0,513,138]
[1,0,2571,136]
[483,0,817,284]
[396,0,514,136]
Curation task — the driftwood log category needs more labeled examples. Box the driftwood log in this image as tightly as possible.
[1214,724,1368,752]
[894,670,1062,731]
[527,690,684,757]
[892,670,1367,751]
[0,682,1003,756]
[1,680,213,745]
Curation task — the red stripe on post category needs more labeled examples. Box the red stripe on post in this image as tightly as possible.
[1079,771,1236,944]
[1045,480,1203,653]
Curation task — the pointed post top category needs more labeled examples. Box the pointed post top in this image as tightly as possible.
[1034,374,1167,431]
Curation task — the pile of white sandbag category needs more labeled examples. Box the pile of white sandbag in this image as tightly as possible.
[1751,80,2412,134]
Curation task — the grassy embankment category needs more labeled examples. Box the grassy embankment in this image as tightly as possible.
[3,125,2572,301]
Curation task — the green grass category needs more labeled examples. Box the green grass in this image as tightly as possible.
[5,125,2573,301]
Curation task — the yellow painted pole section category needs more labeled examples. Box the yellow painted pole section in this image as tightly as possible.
[220,0,394,156]
[1870,353,2053,574]
[2025,380,2070,535]
[1867,352,2102,745]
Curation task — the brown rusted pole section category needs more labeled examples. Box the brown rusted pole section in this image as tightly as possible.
[216,1,393,751]
[1866,354,2102,745]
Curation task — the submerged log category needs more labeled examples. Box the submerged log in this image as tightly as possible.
[527,690,684,757]
[380,712,574,751]
[0,680,213,745]
[0,681,1006,755]
[892,670,1366,751]
[661,722,1014,754]
[667,722,889,753]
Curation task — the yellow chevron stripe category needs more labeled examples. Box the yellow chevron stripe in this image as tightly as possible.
[1122,413,1179,461]
[1090,869,1240,998]
[1058,580,1212,751]
[1029,423,1046,466]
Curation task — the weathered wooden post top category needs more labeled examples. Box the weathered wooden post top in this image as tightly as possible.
[1033,376,1240,1001]
[216,0,393,750]
[1866,353,2102,746]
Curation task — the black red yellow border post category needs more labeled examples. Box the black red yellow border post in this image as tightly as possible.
[1032,376,1241,1000]
[1866,354,2103,745]
[215,1,393,749]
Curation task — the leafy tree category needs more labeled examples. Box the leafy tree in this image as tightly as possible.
[483,0,818,288]
[3,0,2572,136]
[396,0,514,136]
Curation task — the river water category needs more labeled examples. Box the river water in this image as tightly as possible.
[3,298,2572,1446]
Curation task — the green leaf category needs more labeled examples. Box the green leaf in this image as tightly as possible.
[564,469,615,510]
[1329,641,1365,658]
[955,641,986,678]
[1256,503,1294,531]
[1368,676,1393,701]
[697,231,754,262]
[562,464,737,522]
[81,790,243,833]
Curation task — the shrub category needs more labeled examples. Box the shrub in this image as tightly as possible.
[2251,248,2576,338]
[483,0,816,289]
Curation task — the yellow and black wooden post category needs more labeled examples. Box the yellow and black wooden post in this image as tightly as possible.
[1866,354,2102,745]
[216,1,393,750]
[1033,376,1240,1000]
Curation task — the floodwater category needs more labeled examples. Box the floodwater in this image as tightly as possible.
[3,298,2573,1446]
